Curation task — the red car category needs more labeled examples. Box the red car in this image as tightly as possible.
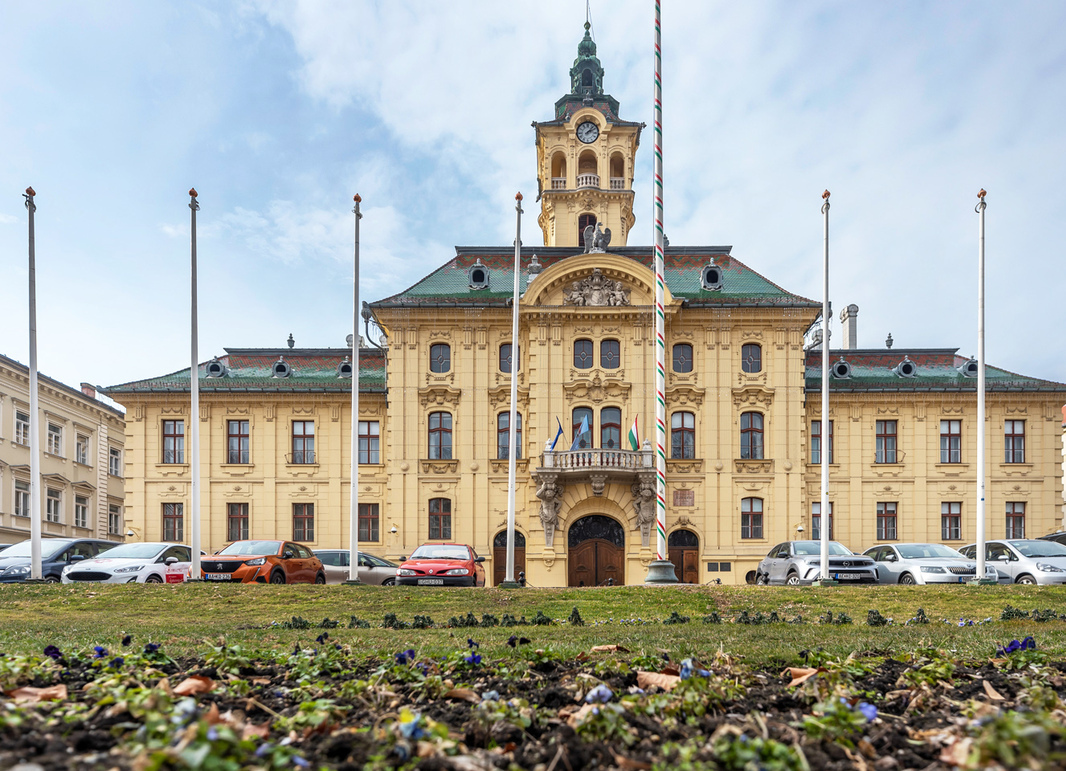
[201,540,325,584]
[396,543,486,587]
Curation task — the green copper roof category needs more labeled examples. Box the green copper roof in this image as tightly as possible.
[805,350,1066,393]
[103,348,386,395]
[372,247,818,309]
[571,21,604,94]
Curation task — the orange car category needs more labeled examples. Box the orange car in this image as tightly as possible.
[201,540,325,584]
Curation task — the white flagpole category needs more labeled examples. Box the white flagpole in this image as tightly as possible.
[25,188,42,580]
[348,195,362,584]
[975,189,987,582]
[502,193,523,588]
[189,189,202,580]
[819,191,831,581]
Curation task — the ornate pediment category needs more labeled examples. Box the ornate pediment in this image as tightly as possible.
[562,268,631,307]
[420,459,459,474]
[418,386,462,408]
[563,374,631,404]
[488,386,530,410]
[731,386,774,409]
[666,385,706,408]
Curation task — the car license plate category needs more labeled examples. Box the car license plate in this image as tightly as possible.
[205,573,229,581]
[834,573,859,580]
[417,578,444,585]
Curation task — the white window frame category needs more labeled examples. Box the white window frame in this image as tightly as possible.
[15,411,30,446]
[14,480,29,517]
[108,504,122,535]
[46,488,62,524]
[109,447,122,477]
[46,422,63,456]
[75,495,89,529]
[76,434,90,465]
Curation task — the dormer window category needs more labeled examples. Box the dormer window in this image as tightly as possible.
[338,357,353,379]
[894,356,917,378]
[701,263,723,291]
[272,357,291,379]
[958,358,979,378]
[468,260,489,290]
[205,358,226,378]
[831,357,852,379]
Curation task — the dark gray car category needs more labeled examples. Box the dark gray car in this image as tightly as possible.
[0,537,117,583]
[314,549,397,585]
[756,541,878,585]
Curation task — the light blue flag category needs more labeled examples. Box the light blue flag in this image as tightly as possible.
[570,414,590,452]
[549,417,564,450]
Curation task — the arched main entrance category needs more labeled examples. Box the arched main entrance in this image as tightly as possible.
[492,530,526,586]
[568,515,624,587]
[668,529,700,584]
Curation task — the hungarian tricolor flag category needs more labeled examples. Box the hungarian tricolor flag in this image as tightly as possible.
[628,416,640,450]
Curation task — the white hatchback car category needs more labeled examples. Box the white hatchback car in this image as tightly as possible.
[959,540,1066,585]
[62,542,193,584]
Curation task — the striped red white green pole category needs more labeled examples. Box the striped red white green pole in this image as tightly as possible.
[652,0,667,562]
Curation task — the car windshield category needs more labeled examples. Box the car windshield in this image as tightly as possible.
[792,541,852,556]
[0,540,71,560]
[90,543,166,560]
[218,540,282,557]
[897,544,965,560]
[410,545,469,560]
[1012,540,1066,558]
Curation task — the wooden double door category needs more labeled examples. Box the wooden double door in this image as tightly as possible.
[568,515,625,587]
[492,530,526,586]
[668,529,700,584]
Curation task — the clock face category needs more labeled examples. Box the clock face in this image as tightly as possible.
[576,121,600,144]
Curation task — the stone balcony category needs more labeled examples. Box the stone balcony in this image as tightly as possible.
[536,447,654,495]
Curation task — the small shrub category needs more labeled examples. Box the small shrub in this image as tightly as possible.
[382,613,408,630]
[500,613,525,627]
[412,615,434,629]
[279,616,313,630]
[317,618,340,629]
[866,610,889,627]
[479,614,499,628]
[567,607,585,626]
[447,613,479,628]
[702,612,722,624]
[663,611,690,625]
[1030,609,1060,623]
[531,611,554,626]
[819,611,852,625]
[1001,605,1028,621]
[348,616,371,629]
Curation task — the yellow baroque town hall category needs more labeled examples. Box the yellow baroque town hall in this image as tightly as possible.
[105,26,1066,586]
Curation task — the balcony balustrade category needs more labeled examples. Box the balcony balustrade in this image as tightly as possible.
[609,177,625,190]
[576,173,600,189]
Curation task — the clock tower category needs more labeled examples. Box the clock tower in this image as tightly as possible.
[534,22,643,248]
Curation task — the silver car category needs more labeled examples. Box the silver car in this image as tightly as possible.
[959,540,1066,585]
[863,543,998,585]
[756,541,878,585]
[313,549,398,585]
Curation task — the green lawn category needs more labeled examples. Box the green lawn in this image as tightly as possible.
[2,582,1065,665]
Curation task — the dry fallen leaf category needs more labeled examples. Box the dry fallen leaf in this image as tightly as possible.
[443,688,481,704]
[173,675,216,696]
[636,671,681,692]
[940,736,974,766]
[203,702,222,724]
[566,703,599,727]
[242,722,271,740]
[982,680,1005,701]
[591,644,630,653]
[6,684,68,703]
[612,753,652,770]
[782,667,824,687]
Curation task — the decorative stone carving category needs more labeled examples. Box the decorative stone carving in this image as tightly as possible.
[583,223,613,254]
[563,268,630,307]
[632,480,656,549]
[536,479,563,548]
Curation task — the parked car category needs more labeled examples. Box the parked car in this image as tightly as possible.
[0,537,117,583]
[396,543,487,587]
[314,549,398,585]
[756,541,878,585]
[959,540,1066,585]
[201,540,325,584]
[862,542,999,584]
[1039,532,1066,547]
[62,542,194,584]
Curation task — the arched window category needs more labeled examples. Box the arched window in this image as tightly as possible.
[551,152,567,188]
[430,343,451,373]
[741,498,763,539]
[428,412,452,459]
[499,343,519,373]
[672,343,693,373]
[578,214,597,247]
[600,339,620,369]
[609,153,625,189]
[497,412,522,460]
[574,339,594,369]
[572,407,593,450]
[429,498,451,540]
[600,407,621,449]
[740,412,764,459]
[741,343,762,373]
[671,412,695,459]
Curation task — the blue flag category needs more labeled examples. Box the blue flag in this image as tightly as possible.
[570,414,590,452]
[549,417,564,450]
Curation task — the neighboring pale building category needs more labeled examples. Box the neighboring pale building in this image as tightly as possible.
[102,25,1066,586]
[0,354,126,546]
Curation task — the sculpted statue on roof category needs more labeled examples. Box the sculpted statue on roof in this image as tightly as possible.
[583,222,612,254]
[563,268,630,307]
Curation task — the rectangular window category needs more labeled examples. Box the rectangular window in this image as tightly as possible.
[428,412,453,459]
[497,413,523,459]
[15,411,30,445]
[109,447,122,477]
[47,422,63,455]
[359,503,380,542]
[671,412,695,459]
[740,412,764,459]
[875,420,897,464]
[227,420,250,464]
[1004,420,1025,464]
[941,502,962,540]
[1006,502,1025,539]
[108,505,121,535]
[76,434,89,465]
[162,420,185,464]
[14,480,29,517]
[75,495,89,529]
[811,420,833,464]
[163,503,184,542]
[227,502,249,541]
[429,498,452,540]
[293,503,314,541]
[812,501,833,540]
[740,497,763,539]
[359,420,380,464]
[46,489,62,524]
[876,502,897,540]
[292,421,315,464]
[940,420,962,463]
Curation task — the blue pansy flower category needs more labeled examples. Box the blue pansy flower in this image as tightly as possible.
[397,711,428,740]
[585,684,613,703]
[110,657,124,668]
[144,642,160,654]
[507,635,518,648]
[1022,636,1036,651]
[121,635,132,647]
[315,633,329,644]
[206,726,219,741]
[93,646,108,659]
[292,757,310,768]
[467,638,480,649]
[464,652,482,666]
[679,658,710,680]
[481,690,500,701]
[857,702,878,722]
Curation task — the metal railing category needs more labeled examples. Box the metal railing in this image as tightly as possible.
[576,173,600,189]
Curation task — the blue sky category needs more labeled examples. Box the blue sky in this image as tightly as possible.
[2,1,1065,393]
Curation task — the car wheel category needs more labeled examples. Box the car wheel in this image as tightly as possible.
[899,573,916,585]
[1016,574,1037,585]
[785,572,801,586]
[43,575,60,584]
[382,578,395,586]
[755,573,768,586]
[145,574,163,584]
[269,571,286,585]
[314,572,326,584]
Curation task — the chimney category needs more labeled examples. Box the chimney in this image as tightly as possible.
[80,382,96,399]
[839,304,859,350]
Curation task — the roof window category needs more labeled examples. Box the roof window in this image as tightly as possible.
[469,259,489,290]
[893,356,917,378]
[272,357,292,379]
[205,357,227,378]
[338,357,353,379]
[958,357,979,378]
[830,356,852,379]
[701,263,723,291]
